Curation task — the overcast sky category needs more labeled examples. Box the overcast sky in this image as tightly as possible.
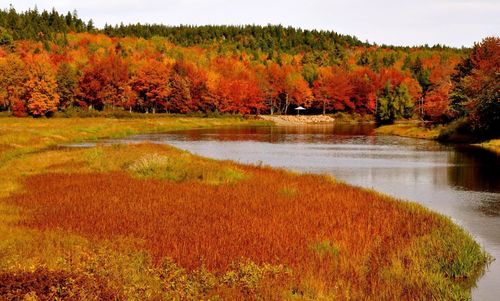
[6,0,500,47]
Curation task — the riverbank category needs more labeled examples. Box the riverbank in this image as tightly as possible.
[375,123,500,155]
[258,113,374,125]
[474,139,500,155]
[0,117,491,300]
[375,123,442,140]
[0,117,270,167]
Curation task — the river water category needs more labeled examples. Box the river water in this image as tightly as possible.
[102,124,499,300]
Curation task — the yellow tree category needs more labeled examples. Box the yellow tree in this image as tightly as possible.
[0,54,28,112]
[25,55,60,117]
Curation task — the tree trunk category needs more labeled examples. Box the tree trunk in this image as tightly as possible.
[284,94,289,115]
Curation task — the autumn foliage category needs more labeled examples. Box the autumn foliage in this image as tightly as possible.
[451,37,500,136]
[24,55,60,117]
[77,51,131,110]
[0,30,478,118]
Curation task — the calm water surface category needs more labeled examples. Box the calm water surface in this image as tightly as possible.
[102,124,499,300]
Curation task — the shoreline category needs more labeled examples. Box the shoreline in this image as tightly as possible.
[374,123,441,140]
[0,117,491,299]
[474,140,500,155]
[374,123,500,154]
[258,114,336,125]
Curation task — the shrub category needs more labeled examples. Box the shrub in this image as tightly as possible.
[0,269,120,300]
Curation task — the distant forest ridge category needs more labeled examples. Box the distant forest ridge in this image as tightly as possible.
[0,6,463,51]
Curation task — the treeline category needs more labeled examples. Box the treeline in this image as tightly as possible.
[0,7,498,138]
[0,33,455,116]
[0,6,361,51]
[103,24,366,53]
[1,6,461,53]
[0,6,93,44]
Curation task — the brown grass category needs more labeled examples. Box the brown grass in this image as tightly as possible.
[0,268,120,300]
[0,117,490,300]
[7,161,468,299]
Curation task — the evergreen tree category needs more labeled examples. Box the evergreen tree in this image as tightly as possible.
[376,83,414,124]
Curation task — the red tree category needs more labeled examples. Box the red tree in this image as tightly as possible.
[77,51,130,110]
[130,59,172,113]
[349,68,377,114]
[313,67,353,114]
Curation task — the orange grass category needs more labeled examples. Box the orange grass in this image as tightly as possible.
[0,120,490,299]
[8,165,464,299]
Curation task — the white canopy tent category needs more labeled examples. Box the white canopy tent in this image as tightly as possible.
[295,106,306,115]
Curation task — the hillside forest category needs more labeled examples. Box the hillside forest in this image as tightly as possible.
[0,7,498,137]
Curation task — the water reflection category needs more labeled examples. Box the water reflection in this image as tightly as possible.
[97,123,499,300]
[448,146,500,194]
[171,123,376,143]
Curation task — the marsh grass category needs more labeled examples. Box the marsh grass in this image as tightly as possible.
[0,117,269,166]
[0,268,121,300]
[129,153,246,184]
[310,240,340,260]
[278,186,300,197]
[375,123,442,140]
[475,139,500,155]
[6,166,491,299]
[0,117,492,300]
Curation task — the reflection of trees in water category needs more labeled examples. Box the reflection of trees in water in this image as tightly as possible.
[181,124,376,143]
[448,146,500,216]
[447,146,500,192]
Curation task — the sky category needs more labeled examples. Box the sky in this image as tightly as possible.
[5,0,500,47]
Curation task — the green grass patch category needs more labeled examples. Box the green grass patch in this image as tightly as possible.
[128,153,246,184]
[375,123,442,140]
[310,240,340,259]
[278,186,300,197]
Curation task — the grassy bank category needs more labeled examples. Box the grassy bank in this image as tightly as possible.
[0,117,491,300]
[375,122,500,155]
[0,117,269,167]
[375,123,442,140]
[474,139,500,155]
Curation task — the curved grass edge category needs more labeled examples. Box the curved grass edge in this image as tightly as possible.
[0,117,493,299]
[328,183,493,299]
[374,123,441,140]
[375,123,500,157]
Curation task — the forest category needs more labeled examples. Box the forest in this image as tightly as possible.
[0,6,498,138]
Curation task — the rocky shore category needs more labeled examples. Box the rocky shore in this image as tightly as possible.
[259,115,335,125]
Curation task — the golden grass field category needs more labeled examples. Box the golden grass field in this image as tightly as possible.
[0,117,491,300]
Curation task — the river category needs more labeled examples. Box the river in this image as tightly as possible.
[102,123,499,300]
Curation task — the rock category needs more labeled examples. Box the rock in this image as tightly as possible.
[258,115,335,125]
